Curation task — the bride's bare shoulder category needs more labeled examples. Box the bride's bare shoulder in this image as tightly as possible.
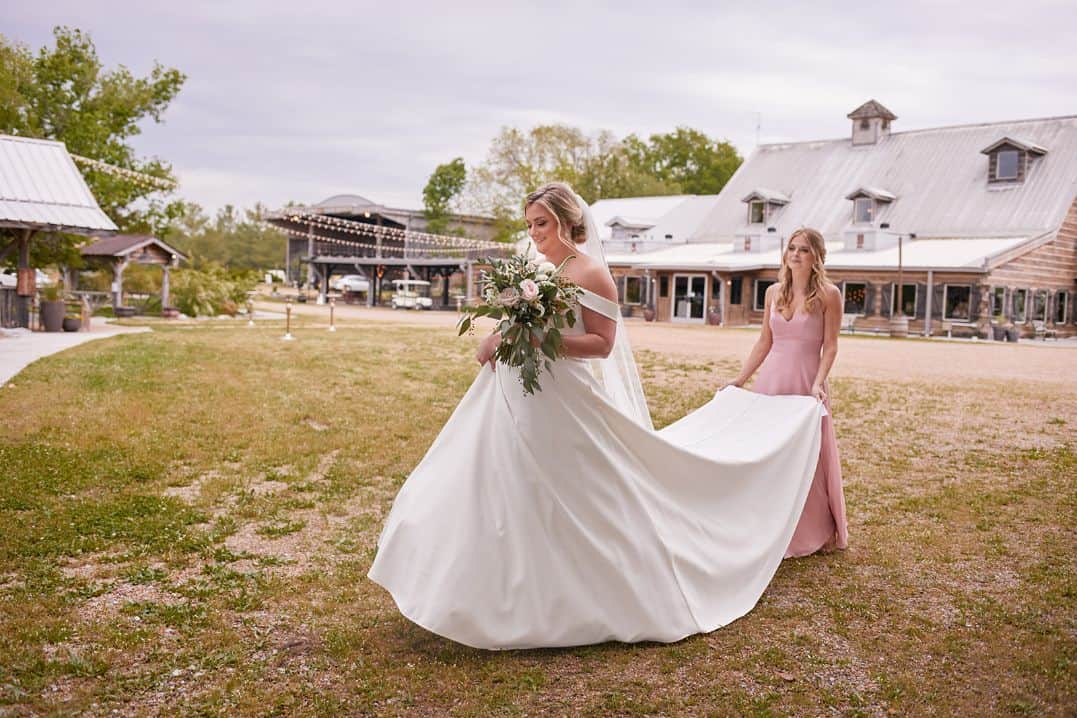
[570,256,618,303]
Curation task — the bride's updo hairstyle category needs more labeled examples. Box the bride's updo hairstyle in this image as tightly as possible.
[525,182,587,248]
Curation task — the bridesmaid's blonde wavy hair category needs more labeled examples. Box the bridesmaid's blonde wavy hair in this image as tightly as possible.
[776,228,831,314]
[525,182,587,253]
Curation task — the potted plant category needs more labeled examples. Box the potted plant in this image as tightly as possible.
[62,312,82,332]
[991,312,1007,341]
[643,304,656,322]
[39,283,65,332]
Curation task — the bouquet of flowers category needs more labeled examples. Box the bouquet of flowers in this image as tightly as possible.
[458,254,582,395]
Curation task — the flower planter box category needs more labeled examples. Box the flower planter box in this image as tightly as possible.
[114,306,137,318]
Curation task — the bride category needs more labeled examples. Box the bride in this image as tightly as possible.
[368,182,827,650]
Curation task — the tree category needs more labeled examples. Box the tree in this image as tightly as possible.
[422,157,467,235]
[465,124,741,240]
[166,202,287,271]
[0,26,186,265]
[624,127,741,195]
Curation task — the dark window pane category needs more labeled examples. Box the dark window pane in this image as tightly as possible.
[1031,290,1047,321]
[624,276,642,305]
[997,150,1019,180]
[659,275,669,298]
[754,280,776,311]
[991,287,1005,317]
[730,277,743,305]
[1055,292,1068,323]
[749,202,765,224]
[945,285,971,320]
[844,282,867,314]
[892,283,917,316]
[1013,289,1027,322]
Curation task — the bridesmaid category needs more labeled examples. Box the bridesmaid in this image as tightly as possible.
[724,228,849,557]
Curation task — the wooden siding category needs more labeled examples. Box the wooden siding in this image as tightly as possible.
[986,195,1077,333]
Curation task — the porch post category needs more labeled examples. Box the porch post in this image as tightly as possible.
[112,259,128,310]
[923,270,934,336]
[161,265,171,308]
[15,229,32,328]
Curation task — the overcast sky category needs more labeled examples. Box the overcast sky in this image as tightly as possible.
[7,1,1077,214]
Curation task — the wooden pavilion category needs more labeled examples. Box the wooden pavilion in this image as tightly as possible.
[78,235,187,311]
[264,195,507,307]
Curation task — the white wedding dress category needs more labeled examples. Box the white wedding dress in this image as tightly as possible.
[368,288,825,650]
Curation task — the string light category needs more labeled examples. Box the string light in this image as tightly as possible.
[271,210,506,251]
[266,209,510,258]
[70,154,177,192]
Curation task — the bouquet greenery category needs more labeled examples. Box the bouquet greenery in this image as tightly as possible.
[458,255,582,394]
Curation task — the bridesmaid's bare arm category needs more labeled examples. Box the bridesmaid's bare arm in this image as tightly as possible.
[724,284,777,389]
[810,284,842,400]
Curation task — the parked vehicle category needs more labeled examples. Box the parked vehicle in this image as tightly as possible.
[390,279,433,310]
[333,274,370,293]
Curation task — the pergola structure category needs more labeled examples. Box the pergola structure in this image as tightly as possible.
[78,235,187,310]
[264,199,509,307]
[0,134,117,327]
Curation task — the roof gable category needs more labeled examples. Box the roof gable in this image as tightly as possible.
[980,136,1048,155]
[847,100,897,121]
[81,234,187,261]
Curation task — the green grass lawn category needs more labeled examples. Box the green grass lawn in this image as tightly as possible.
[0,324,1073,716]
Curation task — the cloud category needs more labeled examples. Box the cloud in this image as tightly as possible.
[6,1,1076,214]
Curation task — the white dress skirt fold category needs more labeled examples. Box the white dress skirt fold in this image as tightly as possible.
[368,290,824,649]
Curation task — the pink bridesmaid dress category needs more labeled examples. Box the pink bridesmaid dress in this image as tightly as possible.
[752,307,849,557]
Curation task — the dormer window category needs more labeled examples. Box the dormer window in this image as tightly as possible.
[845,186,896,226]
[854,198,874,224]
[741,188,790,227]
[749,201,765,224]
[996,150,1019,180]
[981,137,1047,184]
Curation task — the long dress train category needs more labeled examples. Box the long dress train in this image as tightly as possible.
[752,308,848,557]
[367,289,827,649]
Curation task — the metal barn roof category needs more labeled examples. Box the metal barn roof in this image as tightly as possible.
[693,115,1077,244]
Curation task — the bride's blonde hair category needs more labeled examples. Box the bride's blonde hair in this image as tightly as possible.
[525,182,587,252]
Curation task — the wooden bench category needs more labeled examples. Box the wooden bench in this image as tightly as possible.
[940,319,979,338]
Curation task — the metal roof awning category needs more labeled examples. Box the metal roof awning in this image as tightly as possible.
[0,134,117,235]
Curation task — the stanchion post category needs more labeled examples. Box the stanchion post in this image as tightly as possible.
[328,297,336,332]
[282,300,295,341]
[247,299,255,327]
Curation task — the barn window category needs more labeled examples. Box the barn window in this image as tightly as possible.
[996,150,1019,180]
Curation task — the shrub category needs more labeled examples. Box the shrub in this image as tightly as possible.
[170,265,258,318]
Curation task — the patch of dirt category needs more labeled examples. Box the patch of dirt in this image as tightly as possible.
[162,469,223,503]
[82,581,182,622]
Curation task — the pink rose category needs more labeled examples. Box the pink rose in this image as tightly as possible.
[499,287,520,307]
[519,279,539,302]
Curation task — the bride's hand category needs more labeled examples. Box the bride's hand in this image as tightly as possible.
[476,333,500,370]
[720,377,744,391]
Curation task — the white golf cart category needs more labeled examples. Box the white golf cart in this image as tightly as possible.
[390,279,433,310]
